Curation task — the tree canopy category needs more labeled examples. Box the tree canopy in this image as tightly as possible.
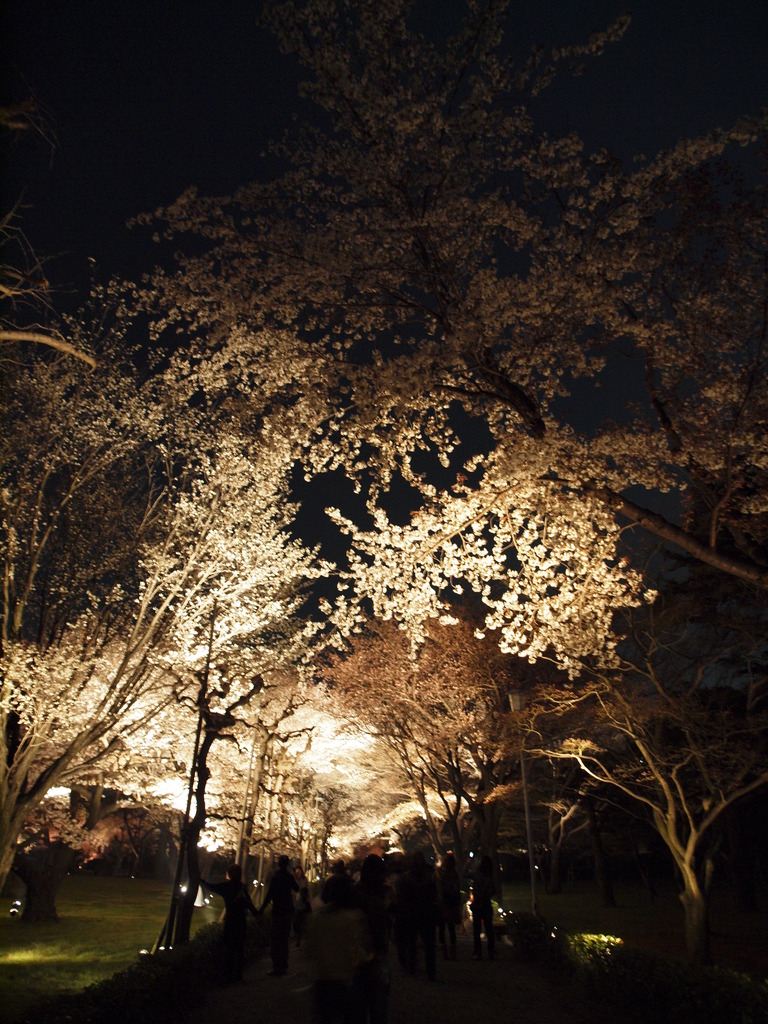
[3,0,767,966]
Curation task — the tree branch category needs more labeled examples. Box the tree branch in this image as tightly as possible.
[0,330,97,369]
[584,483,768,588]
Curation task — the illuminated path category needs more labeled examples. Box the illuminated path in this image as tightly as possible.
[184,928,613,1024]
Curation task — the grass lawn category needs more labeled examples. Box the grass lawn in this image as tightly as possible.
[0,874,221,1022]
[501,880,768,980]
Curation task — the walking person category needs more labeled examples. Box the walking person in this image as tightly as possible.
[200,862,258,982]
[293,864,312,947]
[400,850,438,980]
[470,855,496,961]
[354,853,393,1024]
[388,854,409,970]
[322,858,352,904]
[260,854,300,976]
[436,851,463,961]
[305,871,373,1024]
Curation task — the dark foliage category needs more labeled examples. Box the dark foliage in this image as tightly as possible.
[565,935,768,1024]
[505,911,566,965]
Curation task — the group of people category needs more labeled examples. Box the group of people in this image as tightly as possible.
[388,850,496,974]
[202,849,498,1022]
[305,854,392,1023]
[199,855,311,982]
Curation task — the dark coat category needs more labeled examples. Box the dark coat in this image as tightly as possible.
[202,877,258,942]
[436,864,463,925]
[263,865,300,915]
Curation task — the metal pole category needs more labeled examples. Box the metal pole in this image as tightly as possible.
[520,743,539,918]
[509,689,539,918]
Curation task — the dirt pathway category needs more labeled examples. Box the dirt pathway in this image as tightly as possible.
[184,929,610,1024]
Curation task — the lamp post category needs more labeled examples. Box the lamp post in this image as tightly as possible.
[509,690,539,918]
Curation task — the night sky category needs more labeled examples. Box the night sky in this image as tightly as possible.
[2,0,768,300]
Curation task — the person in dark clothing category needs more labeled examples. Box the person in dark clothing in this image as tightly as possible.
[322,858,352,904]
[353,854,393,1024]
[305,871,372,1024]
[200,862,258,982]
[261,854,300,976]
[293,864,312,947]
[387,855,409,970]
[436,851,463,960]
[399,850,438,980]
[470,855,496,961]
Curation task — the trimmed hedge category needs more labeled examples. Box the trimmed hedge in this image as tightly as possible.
[505,911,568,965]
[565,935,768,1024]
[12,918,269,1024]
[503,912,768,1024]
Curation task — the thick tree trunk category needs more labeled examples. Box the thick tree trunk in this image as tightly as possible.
[545,838,563,895]
[0,839,17,899]
[725,803,758,912]
[472,802,503,900]
[173,729,214,946]
[585,796,615,907]
[14,842,77,922]
[679,879,710,965]
[0,789,29,898]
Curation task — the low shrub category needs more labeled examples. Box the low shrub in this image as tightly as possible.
[564,933,768,1024]
[504,910,566,965]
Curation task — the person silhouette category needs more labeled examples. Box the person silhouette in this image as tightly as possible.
[200,862,258,981]
[436,852,463,960]
[470,855,496,961]
[305,870,373,1023]
[260,854,299,976]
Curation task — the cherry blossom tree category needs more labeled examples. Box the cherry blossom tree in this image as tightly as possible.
[139,2,765,692]
[287,705,407,869]
[320,607,553,886]
[11,781,175,920]
[0,310,333,899]
[528,575,768,964]
[138,10,768,962]
[42,0,763,962]
[168,666,316,940]
[1,339,156,894]
[163,665,307,945]
[9,790,88,921]
[79,799,179,878]
[253,0,768,588]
